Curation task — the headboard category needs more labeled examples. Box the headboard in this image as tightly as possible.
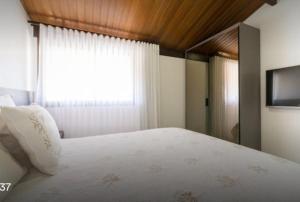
[0,87,31,106]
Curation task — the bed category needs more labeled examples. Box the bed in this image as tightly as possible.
[5,128,300,202]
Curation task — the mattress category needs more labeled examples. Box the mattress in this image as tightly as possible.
[5,128,300,202]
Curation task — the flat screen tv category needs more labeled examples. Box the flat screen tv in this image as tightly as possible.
[266,65,300,106]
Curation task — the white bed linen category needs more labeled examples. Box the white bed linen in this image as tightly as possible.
[5,128,300,202]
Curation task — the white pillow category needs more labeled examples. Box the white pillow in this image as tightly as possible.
[0,95,16,107]
[0,95,16,134]
[0,143,26,201]
[1,105,61,175]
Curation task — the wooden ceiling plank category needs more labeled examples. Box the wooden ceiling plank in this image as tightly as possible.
[176,0,233,50]
[179,0,245,50]
[159,0,195,43]
[152,0,182,40]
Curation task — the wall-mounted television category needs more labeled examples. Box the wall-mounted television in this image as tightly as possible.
[266,65,300,106]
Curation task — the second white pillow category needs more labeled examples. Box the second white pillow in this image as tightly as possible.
[0,94,16,134]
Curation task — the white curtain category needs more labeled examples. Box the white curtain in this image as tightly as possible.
[209,56,239,143]
[37,24,159,138]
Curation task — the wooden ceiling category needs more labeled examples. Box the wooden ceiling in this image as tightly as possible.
[21,0,267,53]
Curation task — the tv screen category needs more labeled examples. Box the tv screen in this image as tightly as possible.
[266,65,300,106]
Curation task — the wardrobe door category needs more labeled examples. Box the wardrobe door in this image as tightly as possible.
[186,59,208,134]
[239,23,261,150]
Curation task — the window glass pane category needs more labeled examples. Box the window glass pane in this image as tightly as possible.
[44,47,134,105]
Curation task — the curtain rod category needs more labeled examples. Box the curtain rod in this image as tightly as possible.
[27,20,160,45]
[28,20,187,58]
[28,20,40,26]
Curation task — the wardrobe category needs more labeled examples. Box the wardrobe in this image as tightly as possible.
[185,23,261,150]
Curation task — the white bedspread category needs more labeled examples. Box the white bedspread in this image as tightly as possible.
[5,128,300,202]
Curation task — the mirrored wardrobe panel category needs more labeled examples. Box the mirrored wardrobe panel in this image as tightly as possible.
[185,23,261,150]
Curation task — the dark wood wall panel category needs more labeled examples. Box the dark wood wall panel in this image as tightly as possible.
[21,0,265,53]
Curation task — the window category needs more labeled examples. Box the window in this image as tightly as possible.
[42,45,134,106]
[37,25,160,136]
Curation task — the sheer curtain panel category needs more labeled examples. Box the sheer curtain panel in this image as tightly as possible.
[37,24,159,138]
[209,56,239,143]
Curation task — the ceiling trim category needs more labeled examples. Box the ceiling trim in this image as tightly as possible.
[160,48,185,58]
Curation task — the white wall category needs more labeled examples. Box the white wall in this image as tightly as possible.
[245,0,300,163]
[0,0,36,91]
[159,56,185,128]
